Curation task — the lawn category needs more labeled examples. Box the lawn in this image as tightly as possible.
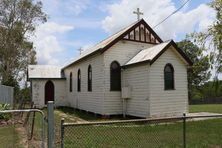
[63,118,222,148]
[189,104,222,113]
[0,126,21,148]
[59,105,222,148]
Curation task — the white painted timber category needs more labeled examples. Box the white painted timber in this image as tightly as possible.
[122,64,150,117]
[148,46,189,117]
[64,53,105,114]
[31,79,67,108]
[103,40,153,115]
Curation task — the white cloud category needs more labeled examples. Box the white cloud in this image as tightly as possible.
[42,0,90,16]
[32,22,74,65]
[102,0,215,40]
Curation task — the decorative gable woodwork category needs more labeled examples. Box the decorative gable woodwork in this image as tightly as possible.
[123,21,161,44]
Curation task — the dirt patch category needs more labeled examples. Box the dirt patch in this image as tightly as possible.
[16,126,28,148]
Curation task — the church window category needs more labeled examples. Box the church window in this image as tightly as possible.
[110,61,121,91]
[77,69,81,92]
[164,63,175,90]
[88,65,92,91]
[69,72,72,92]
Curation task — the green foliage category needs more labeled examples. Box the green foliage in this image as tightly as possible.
[177,39,211,100]
[0,103,11,120]
[17,86,31,101]
[190,0,222,76]
[191,80,222,101]
[0,0,47,88]
[201,80,222,98]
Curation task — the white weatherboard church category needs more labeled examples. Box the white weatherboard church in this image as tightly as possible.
[28,18,192,118]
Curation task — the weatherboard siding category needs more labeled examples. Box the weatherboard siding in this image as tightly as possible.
[103,40,153,115]
[64,53,105,114]
[122,64,150,117]
[31,79,66,108]
[149,46,188,117]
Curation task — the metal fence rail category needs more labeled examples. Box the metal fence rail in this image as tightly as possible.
[0,109,46,148]
[60,114,222,148]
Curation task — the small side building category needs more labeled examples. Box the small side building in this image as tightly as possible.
[28,65,67,108]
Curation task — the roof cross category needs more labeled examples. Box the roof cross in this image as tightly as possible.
[133,8,143,21]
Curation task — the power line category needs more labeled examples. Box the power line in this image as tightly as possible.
[153,0,191,29]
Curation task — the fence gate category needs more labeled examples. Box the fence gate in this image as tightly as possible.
[0,109,46,148]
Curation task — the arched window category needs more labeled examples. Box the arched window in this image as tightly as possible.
[164,63,174,90]
[77,69,81,92]
[110,61,121,91]
[69,72,72,92]
[88,65,92,91]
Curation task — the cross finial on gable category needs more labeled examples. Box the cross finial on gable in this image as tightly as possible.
[78,47,83,55]
[133,8,143,21]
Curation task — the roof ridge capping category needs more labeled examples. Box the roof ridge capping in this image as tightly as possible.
[123,40,193,67]
[62,19,163,70]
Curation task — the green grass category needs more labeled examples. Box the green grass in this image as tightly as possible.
[0,125,21,148]
[15,104,222,147]
[63,118,222,148]
[189,104,222,113]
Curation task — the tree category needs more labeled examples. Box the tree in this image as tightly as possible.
[0,0,47,87]
[190,0,222,77]
[177,39,211,100]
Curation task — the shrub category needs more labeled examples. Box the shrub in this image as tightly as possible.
[0,103,11,120]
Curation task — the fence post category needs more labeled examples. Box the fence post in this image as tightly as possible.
[47,101,54,148]
[61,118,65,148]
[183,113,186,148]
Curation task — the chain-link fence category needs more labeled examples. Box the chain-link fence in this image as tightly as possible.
[60,114,222,148]
[0,109,46,148]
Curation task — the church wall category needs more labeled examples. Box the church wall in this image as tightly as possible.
[64,53,105,114]
[121,63,150,117]
[149,46,188,117]
[31,79,67,108]
[103,40,153,115]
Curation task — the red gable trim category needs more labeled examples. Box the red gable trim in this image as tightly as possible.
[101,19,163,53]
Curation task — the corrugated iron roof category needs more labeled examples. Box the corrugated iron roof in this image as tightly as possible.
[124,41,171,66]
[28,65,63,79]
[62,19,146,69]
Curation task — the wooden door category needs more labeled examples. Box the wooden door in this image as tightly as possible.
[45,80,54,104]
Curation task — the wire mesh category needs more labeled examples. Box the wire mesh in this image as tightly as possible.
[62,119,183,148]
[61,115,222,148]
[186,117,222,147]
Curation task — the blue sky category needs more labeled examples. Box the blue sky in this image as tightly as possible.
[33,0,215,66]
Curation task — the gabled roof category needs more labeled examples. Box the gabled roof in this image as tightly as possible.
[62,19,163,70]
[28,65,64,79]
[123,40,193,67]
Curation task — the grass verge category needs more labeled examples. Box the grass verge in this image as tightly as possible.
[189,104,222,113]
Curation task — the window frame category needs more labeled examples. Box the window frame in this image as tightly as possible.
[88,65,92,92]
[77,69,81,92]
[69,72,72,92]
[110,61,121,91]
[164,63,175,90]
